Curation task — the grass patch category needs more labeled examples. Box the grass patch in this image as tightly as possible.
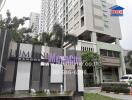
[84,93,120,100]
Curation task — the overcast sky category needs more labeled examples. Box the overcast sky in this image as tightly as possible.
[0,0,132,50]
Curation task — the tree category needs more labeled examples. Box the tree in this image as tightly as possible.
[125,51,132,67]
[41,32,53,46]
[0,10,30,43]
[64,34,78,55]
[31,34,42,45]
[51,23,64,48]
[81,51,102,84]
[41,23,78,49]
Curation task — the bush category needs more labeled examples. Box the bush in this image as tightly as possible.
[101,82,130,94]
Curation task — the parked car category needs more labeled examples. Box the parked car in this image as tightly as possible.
[120,74,132,86]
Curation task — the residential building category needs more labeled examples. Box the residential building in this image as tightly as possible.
[0,0,3,7]
[39,0,63,33]
[29,12,40,34]
[40,0,126,84]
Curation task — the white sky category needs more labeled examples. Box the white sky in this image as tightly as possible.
[0,0,132,50]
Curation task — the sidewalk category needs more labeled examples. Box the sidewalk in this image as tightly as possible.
[99,92,132,100]
[84,87,132,100]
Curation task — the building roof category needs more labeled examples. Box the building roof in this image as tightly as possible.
[110,5,124,10]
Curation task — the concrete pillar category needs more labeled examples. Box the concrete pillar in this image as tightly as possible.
[91,32,97,43]
[115,38,120,45]
[92,32,97,52]
[120,48,126,75]
[115,38,126,78]
[100,68,103,83]
[118,66,123,79]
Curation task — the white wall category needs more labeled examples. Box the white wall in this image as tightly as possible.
[15,44,32,91]
[50,64,63,83]
[78,70,84,92]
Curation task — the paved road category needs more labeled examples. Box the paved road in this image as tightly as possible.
[84,87,132,100]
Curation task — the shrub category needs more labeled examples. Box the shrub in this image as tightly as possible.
[101,82,130,94]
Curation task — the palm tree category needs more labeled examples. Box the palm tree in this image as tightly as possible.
[0,10,30,43]
[41,32,53,46]
[64,34,78,55]
[52,23,64,49]
[41,23,78,49]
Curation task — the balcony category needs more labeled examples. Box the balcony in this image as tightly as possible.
[101,56,120,67]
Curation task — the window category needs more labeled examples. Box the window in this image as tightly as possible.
[74,11,79,20]
[100,49,107,56]
[108,50,113,57]
[81,17,84,27]
[80,6,84,16]
[74,21,79,30]
[66,23,68,30]
[121,76,128,79]
[69,1,72,8]
[66,15,68,21]
[80,0,83,5]
[66,7,68,14]
[113,51,120,58]
[74,2,78,11]
[69,9,73,16]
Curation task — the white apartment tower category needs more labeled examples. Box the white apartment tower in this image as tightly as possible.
[0,0,3,7]
[29,12,40,34]
[39,0,64,33]
[40,0,126,84]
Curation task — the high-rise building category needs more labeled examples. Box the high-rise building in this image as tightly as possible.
[29,12,40,34]
[40,0,126,84]
[0,0,3,7]
[39,0,63,33]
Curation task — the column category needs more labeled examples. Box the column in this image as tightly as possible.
[91,32,97,53]
[120,49,126,75]
[91,32,97,43]
[115,38,120,45]
[116,38,126,78]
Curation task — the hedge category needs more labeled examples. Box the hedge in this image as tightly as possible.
[101,82,130,94]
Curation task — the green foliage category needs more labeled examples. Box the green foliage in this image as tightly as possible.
[1,12,77,46]
[40,23,78,48]
[64,34,78,45]
[125,51,132,67]
[0,10,31,43]
[81,51,102,70]
[101,82,130,94]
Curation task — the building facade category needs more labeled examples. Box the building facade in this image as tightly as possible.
[40,0,126,85]
[0,0,3,7]
[29,12,40,34]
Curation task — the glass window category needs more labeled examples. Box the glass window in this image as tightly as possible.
[121,76,128,79]
[100,49,107,56]
[108,50,113,57]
